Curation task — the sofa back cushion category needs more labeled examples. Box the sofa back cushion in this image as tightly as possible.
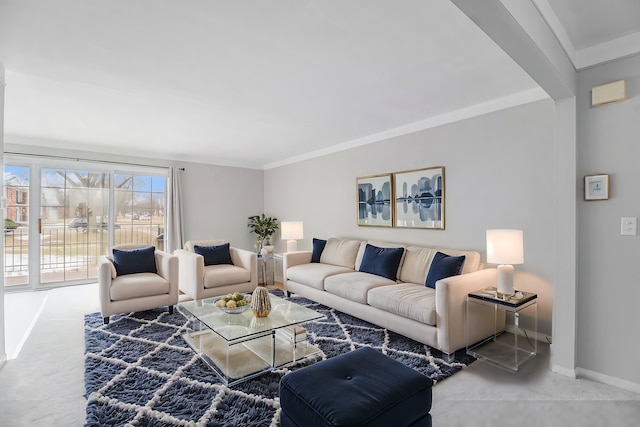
[319,238,362,269]
[399,246,480,284]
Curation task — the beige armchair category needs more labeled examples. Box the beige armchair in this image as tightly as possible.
[99,244,179,324]
[174,239,257,301]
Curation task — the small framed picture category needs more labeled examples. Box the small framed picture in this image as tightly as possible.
[584,174,609,200]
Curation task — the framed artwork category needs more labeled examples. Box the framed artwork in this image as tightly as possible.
[394,166,444,229]
[584,174,609,200]
[357,174,393,227]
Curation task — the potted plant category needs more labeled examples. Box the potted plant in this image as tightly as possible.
[248,214,279,253]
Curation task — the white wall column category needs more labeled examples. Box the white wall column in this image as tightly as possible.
[551,96,577,376]
[452,0,578,376]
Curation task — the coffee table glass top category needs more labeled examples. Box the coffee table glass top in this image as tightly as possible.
[178,293,323,341]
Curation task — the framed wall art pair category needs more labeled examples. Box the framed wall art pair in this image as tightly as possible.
[357,166,444,230]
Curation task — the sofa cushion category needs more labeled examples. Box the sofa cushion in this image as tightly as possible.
[367,284,437,326]
[319,238,361,269]
[311,238,327,263]
[324,272,396,304]
[194,243,233,266]
[425,251,465,289]
[112,246,157,276]
[203,264,250,288]
[358,244,405,281]
[110,272,169,301]
[287,263,354,291]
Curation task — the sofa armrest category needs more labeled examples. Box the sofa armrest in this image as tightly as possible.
[436,268,498,354]
[230,247,258,287]
[175,248,205,300]
[155,250,179,301]
[283,251,312,272]
[99,256,114,308]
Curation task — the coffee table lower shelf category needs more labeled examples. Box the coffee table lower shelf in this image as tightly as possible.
[182,329,320,386]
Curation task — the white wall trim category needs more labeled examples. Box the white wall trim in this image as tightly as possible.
[576,367,640,395]
[576,32,640,70]
[551,359,577,379]
[530,0,577,68]
[265,87,549,170]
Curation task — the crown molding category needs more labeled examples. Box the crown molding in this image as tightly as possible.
[265,87,549,170]
[576,32,640,70]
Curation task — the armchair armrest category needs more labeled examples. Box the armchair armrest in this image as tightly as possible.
[175,248,205,299]
[155,250,179,300]
[436,268,498,354]
[230,247,257,287]
[99,256,115,306]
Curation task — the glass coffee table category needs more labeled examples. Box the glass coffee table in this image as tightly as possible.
[178,293,324,386]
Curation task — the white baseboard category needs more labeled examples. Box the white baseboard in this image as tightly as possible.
[576,367,640,394]
[0,353,6,371]
[551,363,577,379]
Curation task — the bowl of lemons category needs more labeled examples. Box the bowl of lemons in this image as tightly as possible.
[213,292,252,314]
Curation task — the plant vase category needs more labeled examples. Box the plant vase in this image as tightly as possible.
[251,284,271,317]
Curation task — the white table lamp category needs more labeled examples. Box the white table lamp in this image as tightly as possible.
[281,221,304,252]
[486,229,524,296]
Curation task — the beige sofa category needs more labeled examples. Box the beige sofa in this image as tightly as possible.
[175,239,257,301]
[284,237,503,358]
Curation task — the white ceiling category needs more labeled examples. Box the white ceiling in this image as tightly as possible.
[536,0,640,69]
[0,1,638,169]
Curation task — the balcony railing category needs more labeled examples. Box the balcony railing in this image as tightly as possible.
[4,223,164,287]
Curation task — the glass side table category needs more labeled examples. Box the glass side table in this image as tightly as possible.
[257,254,274,286]
[466,288,538,372]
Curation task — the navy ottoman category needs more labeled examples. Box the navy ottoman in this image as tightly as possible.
[279,347,433,427]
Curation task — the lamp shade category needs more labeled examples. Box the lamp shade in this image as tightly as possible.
[486,229,524,265]
[281,221,304,240]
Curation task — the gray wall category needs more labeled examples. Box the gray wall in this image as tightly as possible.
[577,54,640,384]
[2,143,264,252]
[178,162,263,249]
[265,99,556,337]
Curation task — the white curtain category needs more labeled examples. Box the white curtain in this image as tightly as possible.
[167,166,184,253]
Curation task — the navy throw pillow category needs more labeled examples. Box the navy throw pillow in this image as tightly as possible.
[425,251,466,289]
[113,246,157,276]
[194,243,233,266]
[358,244,405,281]
[311,238,327,263]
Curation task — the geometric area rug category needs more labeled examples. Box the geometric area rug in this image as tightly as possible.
[84,290,474,426]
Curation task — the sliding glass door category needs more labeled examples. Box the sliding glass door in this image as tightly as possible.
[3,158,167,290]
[40,168,109,284]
